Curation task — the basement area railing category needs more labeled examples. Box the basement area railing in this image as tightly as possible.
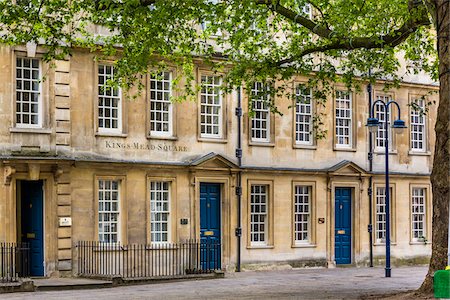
[77,240,221,278]
[0,242,30,282]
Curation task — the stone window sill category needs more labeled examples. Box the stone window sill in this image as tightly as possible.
[408,150,431,156]
[334,146,357,152]
[10,127,52,134]
[249,141,275,147]
[198,137,228,144]
[374,149,398,155]
[147,135,178,141]
[246,245,274,249]
[293,144,316,150]
[96,132,128,138]
[374,242,397,246]
[291,243,316,248]
[409,241,431,245]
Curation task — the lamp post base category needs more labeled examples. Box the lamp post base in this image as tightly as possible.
[385,268,391,277]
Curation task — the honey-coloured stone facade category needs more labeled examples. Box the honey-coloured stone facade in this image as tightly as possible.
[0,46,437,276]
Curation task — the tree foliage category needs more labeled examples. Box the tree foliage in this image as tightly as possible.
[0,0,437,94]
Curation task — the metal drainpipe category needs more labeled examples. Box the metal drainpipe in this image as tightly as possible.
[235,86,243,272]
[367,71,374,268]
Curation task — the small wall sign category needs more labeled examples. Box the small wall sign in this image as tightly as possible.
[59,217,72,227]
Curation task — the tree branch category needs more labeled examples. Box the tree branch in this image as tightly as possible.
[255,0,431,65]
[95,0,156,10]
[309,2,330,31]
[256,0,333,38]
[140,0,156,5]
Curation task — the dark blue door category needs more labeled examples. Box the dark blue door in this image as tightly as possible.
[21,180,44,276]
[200,183,221,270]
[335,188,352,265]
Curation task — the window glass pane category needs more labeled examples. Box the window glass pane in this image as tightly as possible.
[294,186,311,243]
[98,64,121,131]
[150,72,172,136]
[200,75,222,138]
[375,96,392,149]
[98,179,120,243]
[150,181,170,243]
[16,57,41,126]
[375,187,393,243]
[295,86,313,145]
[250,184,268,244]
[251,82,270,142]
[410,99,426,151]
[335,91,352,147]
[411,188,426,240]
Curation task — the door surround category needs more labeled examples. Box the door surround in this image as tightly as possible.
[334,187,352,264]
[193,176,231,269]
[19,180,45,276]
[327,181,362,267]
[200,183,221,269]
[9,172,57,277]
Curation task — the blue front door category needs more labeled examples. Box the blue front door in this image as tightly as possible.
[200,183,221,270]
[21,180,44,276]
[334,187,352,265]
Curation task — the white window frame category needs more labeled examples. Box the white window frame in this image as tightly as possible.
[295,85,313,146]
[374,95,393,151]
[97,179,121,243]
[294,185,311,244]
[150,181,171,244]
[335,90,352,148]
[250,82,271,143]
[200,74,223,139]
[15,57,42,128]
[410,98,426,152]
[250,184,269,246]
[411,187,426,242]
[97,64,122,134]
[150,71,173,137]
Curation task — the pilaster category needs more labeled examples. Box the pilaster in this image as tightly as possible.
[55,166,72,274]
[54,60,71,151]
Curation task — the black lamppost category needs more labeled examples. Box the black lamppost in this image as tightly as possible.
[366,99,406,278]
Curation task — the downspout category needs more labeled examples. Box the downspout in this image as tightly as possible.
[235,86,243,272]
[367,71,374,267]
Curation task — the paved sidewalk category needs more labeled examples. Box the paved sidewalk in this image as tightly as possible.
[0,266,428,299]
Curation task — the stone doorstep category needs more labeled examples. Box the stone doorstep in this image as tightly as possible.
[0,271,224,293]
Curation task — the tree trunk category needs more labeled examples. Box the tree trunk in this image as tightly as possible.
[418,0,450,293]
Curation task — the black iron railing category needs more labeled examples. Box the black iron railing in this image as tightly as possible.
[0,242,30,282]
[77,240,221,278]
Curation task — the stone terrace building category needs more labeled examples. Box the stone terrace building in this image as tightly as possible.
[0,45,437,277]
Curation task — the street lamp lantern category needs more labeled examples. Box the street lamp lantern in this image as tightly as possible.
[392,119,407,134]
[366,99,406,278]
[366,117,380,133]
